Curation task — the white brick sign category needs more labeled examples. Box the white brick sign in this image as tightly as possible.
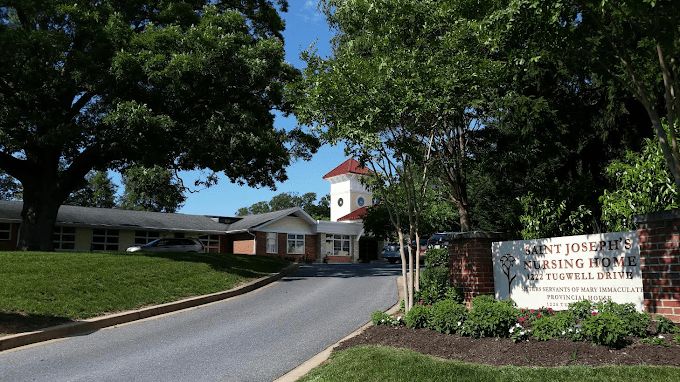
[492,232,644,311]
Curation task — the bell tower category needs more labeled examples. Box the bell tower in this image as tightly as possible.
[322,159,372,222]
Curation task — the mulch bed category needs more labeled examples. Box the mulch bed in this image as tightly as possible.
[334,325,680,367]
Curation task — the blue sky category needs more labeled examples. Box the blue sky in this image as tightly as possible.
[177,0,346,216]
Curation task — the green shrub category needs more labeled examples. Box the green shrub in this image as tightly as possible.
[567,299,593,320]
[593,300,650,337]
[405,303,433,329]
[415,267,451,305]
[462,295,519,338]
[371,310,403,326]
[430,299,467,334]
[656,316,680,334]
[674,334,680,344]
[425,248,449,268]
[581,311,628,348]
[531,311,578,341]
[444,286,464,303]
[508,323,531,342]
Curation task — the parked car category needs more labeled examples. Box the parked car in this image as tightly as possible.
[126,238,205,253]
[380,242,401,264]
[381,239,428,264]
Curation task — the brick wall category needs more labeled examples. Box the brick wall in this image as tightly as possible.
[634,210,680,322]
[232,232,255,255]
[448,232,506,309]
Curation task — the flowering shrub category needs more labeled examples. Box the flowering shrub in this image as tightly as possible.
[567,299,593,320]
[405,303,433,329]
[462,296,519,338]
[430,299,467,334]
[518,306,554,324]
[531,311,579,341]
[371,310,403,326]
[509,323,531,342]
[641,335,669,347]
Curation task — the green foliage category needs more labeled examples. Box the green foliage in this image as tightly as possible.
[641,336,670,347]
[0,0,316,250]
[518,192,597,239]
[581,311,628,348]
[118,166,186,213]
[531,311,579,341]
[414,267,451,305]
[655,316,680,334]
[600,136,678,232]
[508,323,531,342]
[462,296,519,338]
[593,300,650,338]
[567,299,594,320]
[674,335,680,344]
[430,300,467,335]
[371,310,403,326]
[425,248,449,268]
[65,171,118,208]
[405,303,433,330]
[235,192,330,219]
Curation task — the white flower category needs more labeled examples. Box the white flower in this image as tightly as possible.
[659,335,665,339]
[520,331,525,335]
[509,327,515,334]
[562,331,566,335]
[516,323,522,328]
[457,322,462,326]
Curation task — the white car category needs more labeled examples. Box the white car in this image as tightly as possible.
[126,238,205,253]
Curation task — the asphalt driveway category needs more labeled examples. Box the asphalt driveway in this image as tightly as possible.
[0,262,401,382]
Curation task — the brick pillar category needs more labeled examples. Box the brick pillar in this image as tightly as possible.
[633,210,680,322]
[448,232,507,309]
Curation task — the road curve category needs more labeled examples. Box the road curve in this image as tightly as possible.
[0,263,401,382]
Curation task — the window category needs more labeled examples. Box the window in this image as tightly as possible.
[287,234,304,254]
[0,223,11,241]
[357,196,365,207]
[326,234,350,256]
[53,226,75,250]
[198,234,221,253]
[134,231,160,245]
[266,232,278,254]
[92,229,119,251]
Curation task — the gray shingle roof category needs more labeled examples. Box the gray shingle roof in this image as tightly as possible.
[0,201,316,234]
[0,200,230,233]
[225,207,306,232]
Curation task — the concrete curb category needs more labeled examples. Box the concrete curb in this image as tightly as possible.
[0,263,300,352]
[274,275,405,382]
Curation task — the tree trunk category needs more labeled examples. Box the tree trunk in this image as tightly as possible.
[18,175,67,251]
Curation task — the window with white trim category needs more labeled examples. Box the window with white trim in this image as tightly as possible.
[53,226,75,250]
[266,232,278,253]
[0,223,12,241]
[287,234,304,254]
[326,234,351,256]
[198,234,220,253]
[134,230,160,245]
[92,229,119,251]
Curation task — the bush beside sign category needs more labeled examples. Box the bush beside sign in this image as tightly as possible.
[492,232,643,311]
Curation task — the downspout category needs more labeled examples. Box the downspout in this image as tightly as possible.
[246,230,256,254]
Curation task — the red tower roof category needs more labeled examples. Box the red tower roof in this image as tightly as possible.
[337,206,368,221]
[322,158,372,179]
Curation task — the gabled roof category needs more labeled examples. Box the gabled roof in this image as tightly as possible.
[224,207,316,233]
[0,200,230,233]
[322,158,372,179]
[337,206,368,222]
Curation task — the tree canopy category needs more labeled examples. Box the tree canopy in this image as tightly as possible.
[0,0,317,250]
[236,192,330,220]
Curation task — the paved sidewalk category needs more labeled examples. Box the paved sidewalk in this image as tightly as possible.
[0,263,299,352]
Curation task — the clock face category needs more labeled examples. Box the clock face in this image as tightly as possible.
[338,198,344,207]
[357,197,365,207]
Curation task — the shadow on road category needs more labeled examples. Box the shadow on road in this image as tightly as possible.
[282,262,404,279]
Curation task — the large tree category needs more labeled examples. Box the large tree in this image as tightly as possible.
[0,0,316,250]
[236,191,330,220]
[65,170,117,208]
[117,165,186,213]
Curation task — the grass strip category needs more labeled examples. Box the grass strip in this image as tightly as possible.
[299,346,680,382]
[0,251,289,321]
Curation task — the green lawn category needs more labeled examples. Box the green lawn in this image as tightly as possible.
[0,251,289,324]
[299,346,680,382]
